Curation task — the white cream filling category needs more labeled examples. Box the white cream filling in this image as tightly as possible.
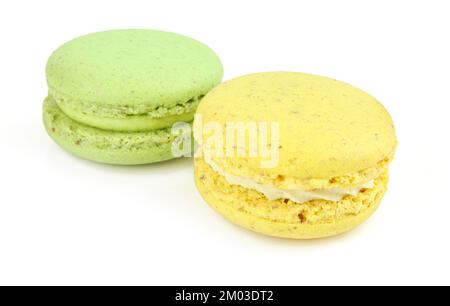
[203,153,374,203]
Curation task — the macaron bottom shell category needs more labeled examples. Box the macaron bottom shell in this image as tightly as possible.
[194,157,388,239]
[43,97,179,165]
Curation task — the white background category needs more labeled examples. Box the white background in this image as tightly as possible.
[0,0,449,286]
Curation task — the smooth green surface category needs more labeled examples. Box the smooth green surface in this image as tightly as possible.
[46,29,223,131]
[43,97,179,165]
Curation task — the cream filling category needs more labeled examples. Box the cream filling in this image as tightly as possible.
[203,153,374,203]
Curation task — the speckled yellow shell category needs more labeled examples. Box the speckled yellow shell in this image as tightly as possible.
[196,72,397,183]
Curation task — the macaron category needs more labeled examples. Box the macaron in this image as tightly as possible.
[43,29,223,164]
[194,72,397,239]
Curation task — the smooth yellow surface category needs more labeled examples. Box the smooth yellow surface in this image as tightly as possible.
[195,157,388,239]
[196,72,397,183]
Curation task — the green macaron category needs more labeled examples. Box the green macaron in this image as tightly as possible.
[43,29,223,164]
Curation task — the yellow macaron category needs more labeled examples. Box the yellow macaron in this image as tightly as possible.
[194,72,397,239]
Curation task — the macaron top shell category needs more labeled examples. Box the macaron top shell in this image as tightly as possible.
[46,29,223,116]
[196,72,397,183]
